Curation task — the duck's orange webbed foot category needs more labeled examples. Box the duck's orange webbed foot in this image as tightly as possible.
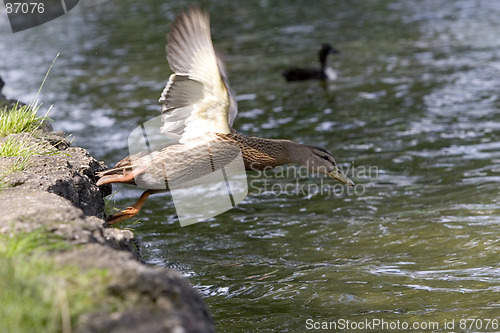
[96,167,146,186]
[105,190,151,225]
[106,206,141,225]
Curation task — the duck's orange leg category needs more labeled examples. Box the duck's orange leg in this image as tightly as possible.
[106,190,151,225]
[96,167,146,186]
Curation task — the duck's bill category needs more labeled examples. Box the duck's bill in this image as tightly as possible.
[328,168,355,186]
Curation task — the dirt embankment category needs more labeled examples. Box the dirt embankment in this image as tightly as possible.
[0,124,215,332]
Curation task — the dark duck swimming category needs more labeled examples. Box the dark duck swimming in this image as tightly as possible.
[282,43,340,82]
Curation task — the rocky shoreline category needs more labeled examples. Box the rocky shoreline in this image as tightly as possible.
[0,109,215,331]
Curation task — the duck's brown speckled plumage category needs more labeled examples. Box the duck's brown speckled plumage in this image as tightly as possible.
[217,132,290,170]
[97,131,290,187]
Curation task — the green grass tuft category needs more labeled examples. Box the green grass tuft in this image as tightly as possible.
[0,55,60,181]
[0,229,117,333]
[0,135,49,175]
[0,102,62,179]
[0,101,49,136]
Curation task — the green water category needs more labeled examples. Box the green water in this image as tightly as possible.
[1,0,499,331]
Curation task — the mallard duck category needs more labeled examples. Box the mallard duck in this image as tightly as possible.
[282,43,340,82]
[97,8,354,225]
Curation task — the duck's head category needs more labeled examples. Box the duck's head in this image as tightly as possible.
[320,43,340,57]
[284,142,354,186]
[319,44,340,69]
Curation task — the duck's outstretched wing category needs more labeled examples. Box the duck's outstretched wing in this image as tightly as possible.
[159,7,238,143]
